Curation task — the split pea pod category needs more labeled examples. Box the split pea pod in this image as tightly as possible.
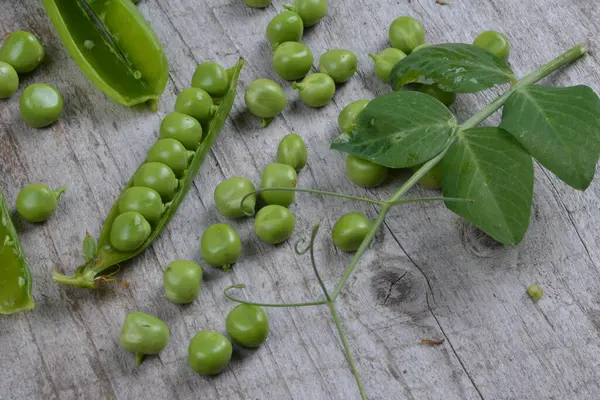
[52,59,244,288]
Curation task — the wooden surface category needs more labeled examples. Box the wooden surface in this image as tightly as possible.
[2,0,600,399]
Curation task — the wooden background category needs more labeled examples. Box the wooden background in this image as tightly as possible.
[2,0,600,399]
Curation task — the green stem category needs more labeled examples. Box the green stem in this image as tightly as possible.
[224,285,328,308]
[135,353,145,366]
[306,225,331,301]
[388,196,474,206]
[54,185,67,200]
[51,268,97,289]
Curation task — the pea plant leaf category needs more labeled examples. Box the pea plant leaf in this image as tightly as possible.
[441,127,534,245]
[390,43,516,93]
[331,91,459,168]
[499,84,600,190]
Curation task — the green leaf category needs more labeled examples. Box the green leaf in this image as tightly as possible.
[331,91,459,168]
[441,127,534,245]
[390,43,516,93]
[82,233,97,263]
[499,84,600,190]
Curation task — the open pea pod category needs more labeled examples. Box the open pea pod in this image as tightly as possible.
[52,59,244,288]
[42,0,168,108]
[0,187,34,314]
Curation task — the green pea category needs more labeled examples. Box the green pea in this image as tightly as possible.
[19,83,63,128]
[417,84,456,107]
[110,211,151,252]
[245,78,287,125]
[163,260,203,304]
[412,43,432,52]
[369,48,406,82]
[120,311,169,365]
[266,11,304,48]
[174,88,218,126]
[332,212,372,252]
[146,138,190,177]
[283,0,328,27]
[0,61,18,99]
[118,187,164,224]
[272,41,313,81]
[319,49,357,83]
[226,304,269,348]
[346,155,388,187]
[213,177,257,218]
[191,62,229,98]
[338,99,369,134]
[527,284,544,301]
[159,112,203,151]
[133,162,178,201]
[0,31,45,74]
[200,223,242,270]
[188,330,232,376]
[260,163,297,207]
[473,30,510,61]
[412,163,442,189]
[254,205,296,244]
[388,16,426,53]
[243,0,272,8]
[16,184,65,223]
[292,73,335,108]
[277,133,307,171]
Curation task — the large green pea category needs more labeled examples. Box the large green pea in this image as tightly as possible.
[292,73,335,108]
[243,0,272,8]
[159,112,203,150]
[174,88,218,125]
[338,99,369,134]
[388,16,426,53]
[332,212,372,252]
[0,61,18,99]
[110,211,151,252]
[120,312,169,364]
[0,31,45,74]
[226,304,269,348]
[473,30,510,61]
[277,133,307,171]
[266,11,304,48]
[117,187,164,224]
[254,205,296,244]
[272,41,313,81]
[133,162,178,201]
[260,163,297,207]
[191,62,230,98]
[369,48,406,82]
[417,84,456,107]
[146,138,190,177]
[213,177,257,218]
[412,163,442,189]
[16,183,65,223]
[188,330,232,376]
[283,0,328,27]
[200,223,242,270]
[163,260,203,304]
[19,83,64,128]
[319,49,358,83]
[245,79,287,126]
[346,155,388,187]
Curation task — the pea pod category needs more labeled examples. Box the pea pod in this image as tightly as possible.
[52,59,244,288]
[42,0,168,108]
[0,187,34,314]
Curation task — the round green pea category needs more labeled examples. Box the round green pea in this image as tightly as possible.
[146,138,190,177]
[213,176,257,218]
[346,155,388,187]
[0,61,18,99]
[338,99,369,134]
[16,184,65,223]
[188,330,232,376]
[0,31,45,74]
[159,112,203,150]
[369,48,406,82]
[243,0,272,8]
[292,73,335,108]
[266,11,304,48]
[412,43,432,52]
[163,260,203,304]
[174,88,217,125]
[191,62,229,98]
[260,163,297,207]
[109,211,151,252]
[319,49,357,83]
[388,16,425,53]
[245,78,287,123]
[332,212,372,252]
[200,223,242,270]
[133,162,178,201]
[272,41,313,81]
[277,133,307,171]
[417,84,456,107]
[473,30,510,61]
[19,83,63,128]
[226,304,269,348]
[527,284,544,301]
[254,205,296,244]
[120,312,169,361]
[118,187,164,224]
[412,163,442,189]
[283,0,328,27]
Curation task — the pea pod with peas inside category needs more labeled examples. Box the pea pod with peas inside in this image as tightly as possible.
[52,59,244,288]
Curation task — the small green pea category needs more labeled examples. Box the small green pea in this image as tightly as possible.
[0,61,18,99]
[133,162,178,201]
[0,31,45,74]
[242,0,272,8]
[16,184,66,223]
[226,304,269,348]
[120,311,169,365]
[200,223,242,270]
[473,30,510,61]
[110,211,152,252]
[332,212,372,252]
[277,133,307,171]
[19,83,63,128]
[118,187,164,224]
[346,155,388,187]
[412,163,442,189]
[319,49,357,83]
[292,73,335,108]
[191,62,230,98]
[266,11,304,48]
[163,260,203,304]
[417,84,456,107]
[283,0,328,27]
[146,138,190,178]
[260,163,297,207]
[527,284,544,301]
[369,48,406,82]
[412,43,432,52]
[213,177,257,218]
[174,88,218,126]
[254,205,296,244]
[338,99,369,134]
[388,16,426,53]
[159,112,203,151]
[272,41,313,81]
[188,330,232,376]
[245,79,287,126]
